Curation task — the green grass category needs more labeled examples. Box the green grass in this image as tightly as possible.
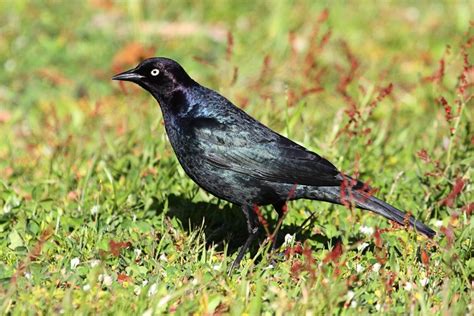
[0,1,473,314]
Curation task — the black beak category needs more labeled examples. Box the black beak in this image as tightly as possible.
[112,68,144,82]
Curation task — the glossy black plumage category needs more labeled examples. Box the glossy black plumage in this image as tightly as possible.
[113,57,435,270]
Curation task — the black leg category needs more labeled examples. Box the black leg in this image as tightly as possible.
[229,204,260,273]
[271,201,286,251]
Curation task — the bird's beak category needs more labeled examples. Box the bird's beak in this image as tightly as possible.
[112,68,144,82]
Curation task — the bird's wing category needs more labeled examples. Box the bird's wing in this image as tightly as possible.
[184,115,343,187]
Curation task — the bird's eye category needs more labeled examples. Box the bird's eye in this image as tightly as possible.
[150,69,160,76]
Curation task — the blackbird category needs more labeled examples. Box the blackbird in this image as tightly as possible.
[113,57,435,271]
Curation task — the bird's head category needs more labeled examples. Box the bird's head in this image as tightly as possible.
[112,57,196,100]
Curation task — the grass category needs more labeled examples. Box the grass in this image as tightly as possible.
[0,1,473,314]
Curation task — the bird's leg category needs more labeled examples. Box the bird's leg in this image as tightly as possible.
[229,204,260,273]
[271,202,286,252]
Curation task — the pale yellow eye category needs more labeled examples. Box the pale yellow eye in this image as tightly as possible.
[151,69,160,76]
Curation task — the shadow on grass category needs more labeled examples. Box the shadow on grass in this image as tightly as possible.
[165,194,340,256]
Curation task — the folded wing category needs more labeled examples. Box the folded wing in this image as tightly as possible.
[186,116,343,187]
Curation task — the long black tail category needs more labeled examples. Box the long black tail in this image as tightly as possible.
[307,186,436,238]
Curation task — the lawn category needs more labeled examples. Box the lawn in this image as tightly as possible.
[0,1,472,314]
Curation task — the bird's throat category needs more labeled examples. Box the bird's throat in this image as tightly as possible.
[154,88,195,122]
[169,89,189,113]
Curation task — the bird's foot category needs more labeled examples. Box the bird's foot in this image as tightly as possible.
[228,226,259,275]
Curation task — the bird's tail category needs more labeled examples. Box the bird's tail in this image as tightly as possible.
[306,186,436,238]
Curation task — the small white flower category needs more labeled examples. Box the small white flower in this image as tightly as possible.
[102,274,113,287]
[3,203,11,214]
[90,259,101,267]
[357,242,369,252]
[346,290,355,301]
[293,36,307,52]
[24,272,32,280]
[212,264,221,271]
[134,286,141,296]
[404,282,413,291]
[98,274,113,287]
[435,220,443,228]
[134,249,142,258]
[142,280,149,287]
[83,284,91,291]
[159,254,168,262]
[420,278,429,286]
[90,205,100,215]
[148,283,158,297]
[375,303,381,311]
[264,264,274,270]
[372,263,382,272]
[142,308,153,316]
[283,234,295,246]
[70,257,80,270]
[351,300,358,308]
[359,225,374,235]
[356,264,364,273]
